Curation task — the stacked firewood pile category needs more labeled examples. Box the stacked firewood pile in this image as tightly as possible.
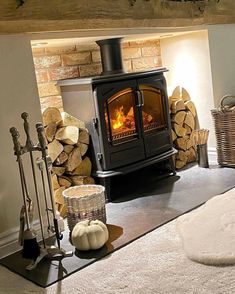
[169,96,197,169]
[42,107,94,217]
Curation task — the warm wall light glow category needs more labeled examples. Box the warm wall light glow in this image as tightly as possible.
[170,51,198,97]
[160,30,215,147]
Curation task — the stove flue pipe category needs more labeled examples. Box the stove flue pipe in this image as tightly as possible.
[96,38,125,76]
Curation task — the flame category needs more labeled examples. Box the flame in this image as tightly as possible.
[113,106,125,130]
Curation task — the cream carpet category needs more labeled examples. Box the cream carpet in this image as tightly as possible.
[1,199,235,294]
[177,188,235,265]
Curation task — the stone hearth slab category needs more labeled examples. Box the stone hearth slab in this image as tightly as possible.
[1,163,235,288]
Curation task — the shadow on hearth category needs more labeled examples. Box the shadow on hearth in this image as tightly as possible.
[110,163,181,202]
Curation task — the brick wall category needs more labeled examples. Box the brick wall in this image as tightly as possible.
[32,39,162,112]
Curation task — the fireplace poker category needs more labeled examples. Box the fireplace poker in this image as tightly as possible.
[36,157,52,233]
[10,127,40,261]
[21,112,46,249]
[36,122,63,249]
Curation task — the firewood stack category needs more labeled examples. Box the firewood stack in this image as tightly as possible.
[169,96,197,169]
[42,107,95,217]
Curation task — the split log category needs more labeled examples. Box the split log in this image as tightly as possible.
[55,126,79,145]
[175,137,188,151]
[186,138,194,150]
[54,151,68,166]
[58,176,72,188]
[54,186,66,205]
[172,111,186,126]
[78,128,89,145]
[52,174,60,190]
[68,157,92,176]
[171,99,185,114]
[58,204,67,218]
[172,86,191,102]
[184,124,192,135]
[52,166,65,176]
[47,139,63,163]
[60,111,85,129]
[184,111,195,130]
[173,123,187,138]
[77,142,88,157]
[65,147,82,172]
[63,144,74,154]
[45,122,57,142]
[70,175,95,186]
[42,107,62,126]
[176,150,188,163]
[186,147,197,163]
[185,100,196,117]
[171,129,177,142]
[175,159,187,169]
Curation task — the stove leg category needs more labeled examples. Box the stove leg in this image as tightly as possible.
[99,177,111,202]
[169,156,176,175]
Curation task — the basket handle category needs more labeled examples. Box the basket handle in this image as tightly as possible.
[220,95,235,110]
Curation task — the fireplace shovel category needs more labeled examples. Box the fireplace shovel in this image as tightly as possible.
[10,127,40,261]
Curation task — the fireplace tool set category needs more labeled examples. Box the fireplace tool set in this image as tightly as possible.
[10,112,73,271]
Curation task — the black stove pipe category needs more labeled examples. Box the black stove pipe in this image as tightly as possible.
[96,38,125,76]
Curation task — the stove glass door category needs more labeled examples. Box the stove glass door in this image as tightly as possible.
[105,88,139,143]
[139,84,167,133]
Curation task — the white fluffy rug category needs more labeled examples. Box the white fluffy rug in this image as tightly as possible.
[1,191,235,294]
[177,188,235,265]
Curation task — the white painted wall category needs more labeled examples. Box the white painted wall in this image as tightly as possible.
[0,35,42,254]
[160,30,216,148]
[207,24,235,107]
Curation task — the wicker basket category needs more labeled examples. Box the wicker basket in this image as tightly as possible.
[62,185,106,231]
[211,95,235,167]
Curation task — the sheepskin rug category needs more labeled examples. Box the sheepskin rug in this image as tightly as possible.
[177,188,235,265]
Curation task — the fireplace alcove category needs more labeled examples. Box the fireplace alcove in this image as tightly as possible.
[58,67,176,200]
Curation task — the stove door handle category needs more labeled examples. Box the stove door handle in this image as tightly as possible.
[136,90,144,107]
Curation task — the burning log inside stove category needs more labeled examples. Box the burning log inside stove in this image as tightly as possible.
[109,105,155,140]
[42,107,94,217]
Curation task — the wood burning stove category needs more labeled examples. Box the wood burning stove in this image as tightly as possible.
[58,38,176,200]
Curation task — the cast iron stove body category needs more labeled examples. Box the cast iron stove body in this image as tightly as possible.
[58,38,176,200]
[58,69,176,199]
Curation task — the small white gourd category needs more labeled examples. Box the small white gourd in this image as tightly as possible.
[71,219,109,251]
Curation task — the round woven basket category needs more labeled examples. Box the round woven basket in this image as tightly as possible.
[62,185,106,231]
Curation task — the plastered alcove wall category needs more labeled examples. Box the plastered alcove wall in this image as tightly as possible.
[0,36,42,254]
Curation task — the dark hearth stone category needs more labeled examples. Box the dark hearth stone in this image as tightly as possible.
[1,163,235,288]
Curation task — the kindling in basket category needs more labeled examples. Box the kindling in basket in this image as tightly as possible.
[211,95,235,167]
[62,185,106,231]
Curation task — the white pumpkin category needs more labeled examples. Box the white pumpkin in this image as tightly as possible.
[71,219,109,251]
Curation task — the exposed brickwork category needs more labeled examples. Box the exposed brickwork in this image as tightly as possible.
[132,56,162,71]
[35,69,49,83]
[91,50,101,63]
[79,63,102,77]
[37,82,60,98]
[122,47,141,60]
[40,95,63,113]
[62,52,91,66]
[32,38,162,112]
[45,45,76,54]
[34,55,61,69]
[48,66,79,81]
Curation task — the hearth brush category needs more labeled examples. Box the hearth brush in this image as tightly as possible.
[10,127,40,260]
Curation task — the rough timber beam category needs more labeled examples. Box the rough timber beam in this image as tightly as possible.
[0,0,235,34]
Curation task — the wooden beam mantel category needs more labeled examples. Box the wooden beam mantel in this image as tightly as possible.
[0,0,235,34]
